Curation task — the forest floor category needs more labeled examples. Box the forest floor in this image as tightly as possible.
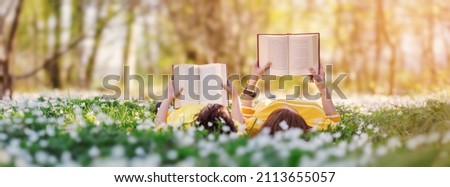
[0,90,449,166]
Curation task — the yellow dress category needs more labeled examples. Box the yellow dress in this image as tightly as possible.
[167,103,206,125]
[242,99,341,136]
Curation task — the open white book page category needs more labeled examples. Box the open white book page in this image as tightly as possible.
[199,64,228,106]
[173,64,200,108]
[258,35,289,76]
[288,34,319,75]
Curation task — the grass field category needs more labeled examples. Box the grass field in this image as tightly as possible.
[0,91,449,166]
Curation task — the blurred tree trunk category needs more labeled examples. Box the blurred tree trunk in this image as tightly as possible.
[332,0,350,76]
[444,32,450,71]
[425,0,436,84]
[30,2,40,90]
[378,1,398,95]
[387,42,397,95]
[120,0,137,87]
[165,0,208,65]
[44,0,63,89]
[371,0,384,94]
[85,1,119,88]
[122,0,136,68]
[0,0,24,99]
[384,26,397,95]
[142,12,155,74]
[164,0,268,74]
[67,0,84,87]
[346,0,369,93]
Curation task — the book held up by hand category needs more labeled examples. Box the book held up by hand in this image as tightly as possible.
[172,63,228,109]
[257,33,320,76]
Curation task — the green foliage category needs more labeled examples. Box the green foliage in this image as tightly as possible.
[0,96,449,166]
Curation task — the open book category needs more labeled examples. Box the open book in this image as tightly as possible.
[172,64,228,109]
[257,33,320,75]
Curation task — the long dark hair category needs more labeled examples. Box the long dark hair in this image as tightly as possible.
[194,104,237,134]
[261,108,311,135]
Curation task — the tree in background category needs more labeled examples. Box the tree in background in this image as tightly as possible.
[161,0,271,74]
[84,0,122,88]
[0,0,449,98]
[44,0,63,88]
[67,0,85,87]
[0,0,23,99]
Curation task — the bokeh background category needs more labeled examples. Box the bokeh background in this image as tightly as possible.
[1,0,449,99]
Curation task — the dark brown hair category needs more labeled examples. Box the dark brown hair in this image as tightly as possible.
[194,104,237,134]
[261,108,311,135]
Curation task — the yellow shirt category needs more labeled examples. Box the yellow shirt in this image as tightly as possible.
[242,99,341,136]
[167,103,206,125]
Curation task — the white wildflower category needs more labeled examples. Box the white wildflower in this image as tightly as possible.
[218,117,225,124]
[135,147,145,156]
[61,151,72,163]
[426,132,440,144]
[235,147,246,156]
[46,125,55,137]
[39,140,48,148]
[373,127,379,133]
[279,120,289,130]
[111,145,125,158]
[167,150,177,160]
[0,133,7,141]
[47,155,57,165]
[35,151,48,164]
[251,152,264,163]
[333,132,342,139]
[260,127,271,135]
[441,131,450,144]
[88,146,100,158]
[218,134,228,143]
[386,137,401,149]
[24,118,33,125]
[178,157,196,167]
[222,125,230,132]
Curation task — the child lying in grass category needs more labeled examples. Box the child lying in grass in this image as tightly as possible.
[156,61,341,136]
[155,80,245,134]
[241,61,341,136]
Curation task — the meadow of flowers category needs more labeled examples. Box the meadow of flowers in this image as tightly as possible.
[0,91,449,167]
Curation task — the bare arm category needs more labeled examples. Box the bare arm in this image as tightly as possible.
[309,66,338,116]
[241,61,271,108]
[156,81,183,125]
[223,83,244,124]
[155,98,172,125]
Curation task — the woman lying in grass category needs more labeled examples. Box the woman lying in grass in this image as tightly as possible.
[241,61,341,136]
[155,80,245,134]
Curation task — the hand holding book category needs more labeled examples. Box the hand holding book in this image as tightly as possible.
[252,61,272,77]
[245,61,271,94]
[309,65,326,92]
[166,80,183,101]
